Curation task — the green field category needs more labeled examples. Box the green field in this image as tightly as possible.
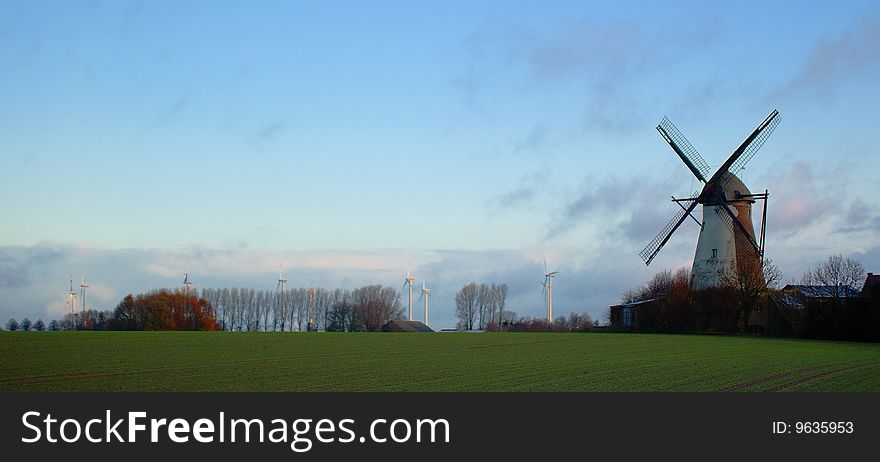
[1,331,879,391]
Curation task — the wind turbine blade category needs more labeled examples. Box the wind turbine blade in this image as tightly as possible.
[657,116,711,183]
[709,110,780,186]
[639,198,699,265]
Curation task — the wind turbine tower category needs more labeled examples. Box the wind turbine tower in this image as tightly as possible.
[308,287,315,332]
[67,275,78,315]
[419,281,431,327]
[403,268,416,321]
[80,275,90,313]
[278,271,287,332]
[542,261,558,322]
[182,272,193,295]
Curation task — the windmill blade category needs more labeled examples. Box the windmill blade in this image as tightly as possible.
[727,110,780,177]
[713,200,761,255]
[639,198,699,265]
[708,110,780,186]
[657,116,711,183]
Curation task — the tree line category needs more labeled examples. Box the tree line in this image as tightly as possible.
[452,281,594,332]
[16,284,406,333]
[614,254,880,341]
[200,284,403,332]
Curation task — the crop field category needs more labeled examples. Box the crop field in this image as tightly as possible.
[1,332,879,392]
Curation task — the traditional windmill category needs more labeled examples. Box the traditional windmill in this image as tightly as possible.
[640,110,779,289]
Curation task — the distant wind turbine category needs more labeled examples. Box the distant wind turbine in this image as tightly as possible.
[542,259,558,322]
[67,275,78,315]
[80,275,90,313]
[277,269,287,332]
[403,267,416,321]
[419,281,431,327]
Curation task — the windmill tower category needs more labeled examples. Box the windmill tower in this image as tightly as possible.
[640,110,778,289]
[542,260,558,322]
[277,271,287,332]
[80,275,90,313]
[66,275,78,315]
[419,281,431,327]
[403,268,416,321]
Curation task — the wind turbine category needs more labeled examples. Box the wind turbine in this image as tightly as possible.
[182,271,193,295]
[542,260,558,322]
[277,270,287,332]
[80,275,90,313]
[67,275,78,315]
[308,286,315,332]
[419,281,430,327]
[403,267,416,321]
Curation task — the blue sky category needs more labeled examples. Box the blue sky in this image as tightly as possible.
[2,0,880,328]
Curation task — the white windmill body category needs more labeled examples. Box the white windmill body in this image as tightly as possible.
[641,110,778,289]
[691,173,758,289]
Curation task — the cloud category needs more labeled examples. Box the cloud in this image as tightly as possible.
[454,17,723,132]
[0,243,655,330]
[486,172,545,212]
[780,12,880,101]
[255,120,285,141]
[490,187,536,209]
[547,173,678,239]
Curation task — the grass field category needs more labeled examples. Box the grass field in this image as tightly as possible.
[1,331,879,392]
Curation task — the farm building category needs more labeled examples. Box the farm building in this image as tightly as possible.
[861,273,880,298]
[609,299,658,330]
[381,320,434,332]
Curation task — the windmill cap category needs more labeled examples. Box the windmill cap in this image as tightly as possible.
[719,172,754,202]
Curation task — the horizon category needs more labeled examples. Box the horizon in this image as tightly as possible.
[2,0,880,329]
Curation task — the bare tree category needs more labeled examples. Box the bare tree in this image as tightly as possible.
[352,285,403,331]
[801,254,865,298]
[455,282,479,330]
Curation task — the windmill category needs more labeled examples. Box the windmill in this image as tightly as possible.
[80,275,90,313]
[542,260,558,322]
[277,270,287,332]
[66,275,78,315]
[418,281,431,327]
[640,110,778,289]
[403,268,416,321]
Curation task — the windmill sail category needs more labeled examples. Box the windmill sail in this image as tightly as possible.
[657,117,711,183]
[640,198,698,265]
